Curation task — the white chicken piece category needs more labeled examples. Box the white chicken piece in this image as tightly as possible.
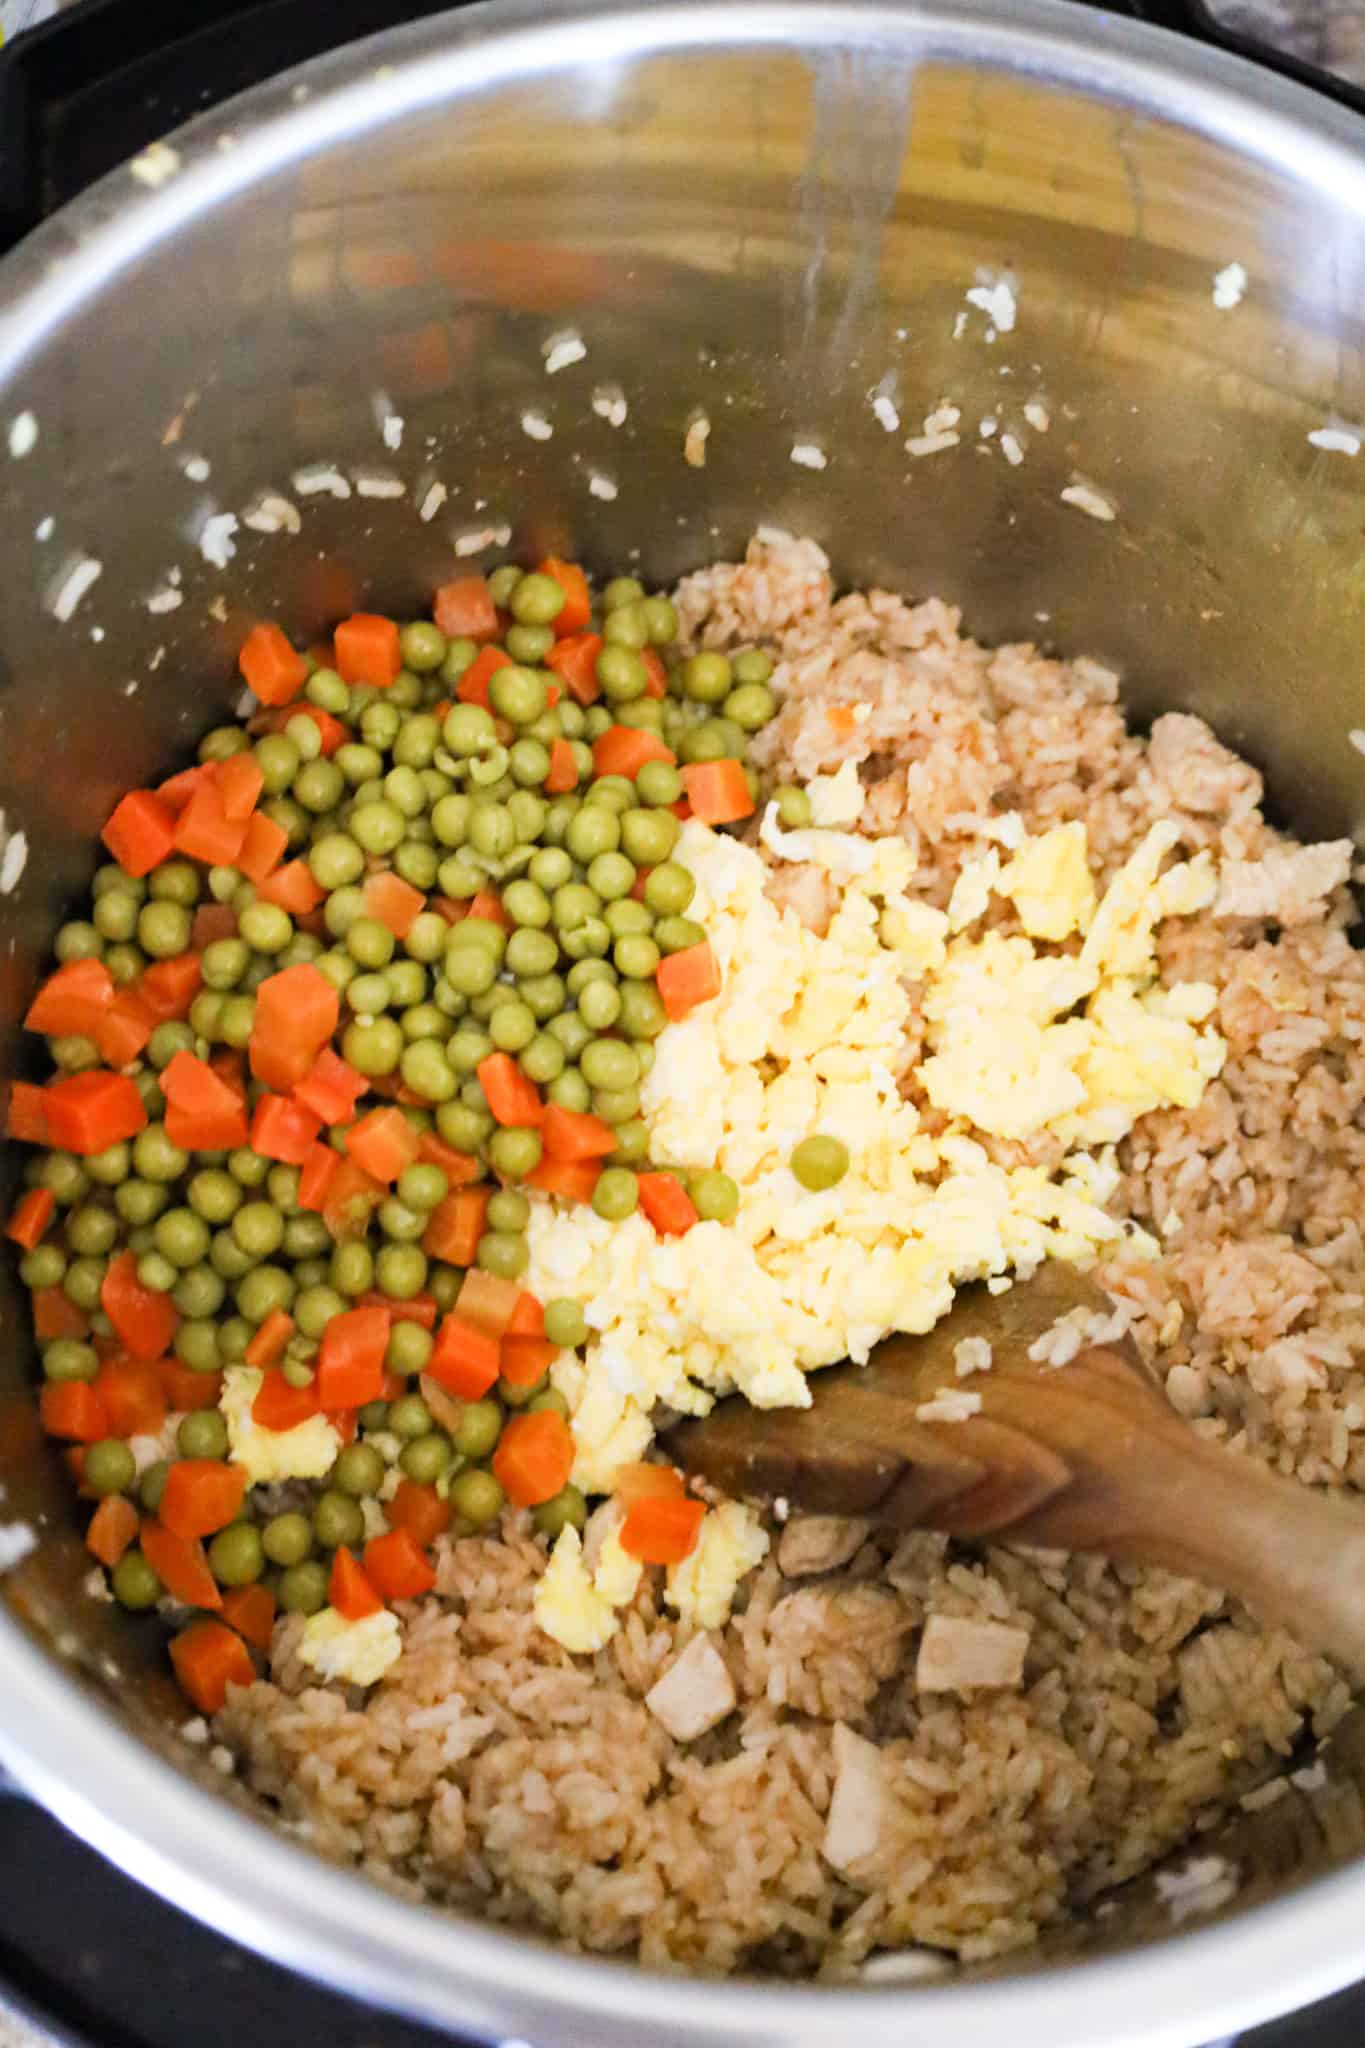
[776,1515,871,1578]
[645,1634,737,1742]
[915,1613,1030,1692]
[822,1722,889,1872]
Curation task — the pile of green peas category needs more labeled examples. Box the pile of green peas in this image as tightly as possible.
[18,561,789,1618]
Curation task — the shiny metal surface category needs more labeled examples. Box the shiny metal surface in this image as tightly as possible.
[2,2,1365,2041]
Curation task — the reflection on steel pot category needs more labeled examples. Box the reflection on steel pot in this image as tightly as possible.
[2,2,1365,2043]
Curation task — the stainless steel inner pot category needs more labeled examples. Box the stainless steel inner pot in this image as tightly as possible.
[2,2,1365,2041]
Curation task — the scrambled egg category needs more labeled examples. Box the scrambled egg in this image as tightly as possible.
[297,1607,402,1686]
[526,808,1226,1654]
[221,1365,340,1484]
[533,1524,636,1654]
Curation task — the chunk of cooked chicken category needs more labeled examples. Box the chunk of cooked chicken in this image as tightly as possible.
[645,1633,737,1742]
[777,1514,871,1578]
[915,1613,1029,1692]
[822,1722,888,1872]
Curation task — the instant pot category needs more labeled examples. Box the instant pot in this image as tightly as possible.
[3,1,1365,2043]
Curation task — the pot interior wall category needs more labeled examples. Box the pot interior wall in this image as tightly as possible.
[2,0,1365,1991]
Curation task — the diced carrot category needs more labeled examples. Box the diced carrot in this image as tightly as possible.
[255,860,325,915]
[640,647,668,699]
[95,985,160,1068]
[426,1315,501,1399]
[328,1545,384,1620]
[656,940,722,1022]
[524,1156,601,1205]
[101,1250,179,1362]
[364,1527,437,1601]
[189,903,237,953]
[493,1410,574,1507]
[387,1479,453,1546]
[294,704,349,756]
[159,1459,247,1540]
[45,1072,147,1156]
[316,1304,391,1409]
[250,1091,322,1165]
[346,1105,421,1183]
[142,1523,221,1611]
[31,1287,88,1341]
[160,1049,246,1153]
[536,557,591,632]
[173,781,249,866]
[157,764,215,813]
[477,1052,544,1128]
[38,1381,110,1442]
[221,1583,276,1651]
[154,1358,223,1412]
[101,790,177,877]
[363,870,426,939]
[164,1098,250,1152]
[25,958,115,1038]
[5,1081,50,1144]
[592,726,676,780]
[251,1368,321,1432]
[543,737,579,794]
[297,1141,342,1213]
[6,1186,53,1251]
[359,1290,438,1329]
[466,888,508,929]
[637,1172,701,1237]
[216,750,265,820]
[545,632,603,705]
[243,1308,294,1372]
[239,622,308,707]
[249,963,339,1090]
[94,1357,167,1438]
[500,1337,560,1387]
[681,759,754,825]
[429,895,466,925]
[86,1495,139,1569]
[321,1156,385,1241]
[433,576,498,640]
[619,1493,706,1564]
[334,613,401,689]
[294,1048,366,1125]
[611,1461,686,1506]
[540,1102,616,1163]
[237,811,290,883]
[169,1618,252,1711]
[421,1184,490,1265]
[454,1269,521,1339]
[140,953,203,1021]
[456,644,512,709]
[505,1291,545,1339]
[414,1131,483,1186]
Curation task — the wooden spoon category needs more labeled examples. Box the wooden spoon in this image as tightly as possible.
[664,1263,1365,1677]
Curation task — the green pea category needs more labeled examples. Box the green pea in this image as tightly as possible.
[307,834,364,891]
[237,1265,295,1324]
[173,1265,227,1320]
[688,1169,739,1223]
[93,890,139,942]
[528,1386,571,1420]
[386,1321,433,1379]
[586,851,635,904]
[62,1256,108,1310]
[80,1438,135,1497]
[487,1001,536,1054]
[520,1031,565,1086]
[401,1432,453,1484]
[482,1189,527,1235]
[49,1033,101,1075]
[532,1483,587,1538]
[279,1560,329,1614]
[602,601,648,650]
[517,973,567,1023]
[547,1067,591,1113]
[679,721,727,765]
[489,666,549,727]
[790,1134,851,1191]
[334,1442,386,1497]
[618,982,668,1040]
[621,808,679,867]
[595,644,648,703]
[565,807,618,863]
[231,1201,284,1260]
[211,1231,255,1282]
[40,1337,96,1386]
[375,1243,427,1299]
[487,1127,542,1181]
[502,879,551,929]
[397,1040,455,1106]
[387,1394,432,1441]
[435,1102,492,1155]
[723,682,777,731]
[503,928,557,979]
[262,1512,314,1567]
[543,1298,588,1348]
[136,1250,177,1294]
[474,1228,527,1280]
[138,1460,171,1513]
[54,920,103,963]
[681,651,732,703]
[437,635,477,685]
[529,845,574,891]
[307,666,352,713]
[227,1147,269,1189]
[102,944,144,987]
[178,1409,229,1460]
[448,1468,504,1526]
[20,1245,67,1291]
[502,623,552,667]
[591,1167,638,1220]
[614,934,660,980]
[574,979,620,1033]
[507,570,566,626]
[204,1522,263,1589]
[395,716,443,772]
[641,860,693,916]
[579,1039,638,1092]
[728,647,771,685]
[41,1152,91,1205]
[112,1551,162,1610]
[255,733,301,794]
[343,918,392,972]
[601,575,643,612]
[377,1195,425,1247]
[389,1164,442,1216]
[443,702,499,758]
[65,1204,117,1257]
[311,1489,364,1550]
[135,900,190,959]
[592,1085,640,1126]
[344,1015,404,1076]
[398,620,446,673]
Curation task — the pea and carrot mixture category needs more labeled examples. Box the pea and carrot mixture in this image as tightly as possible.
[4,557,786,1713]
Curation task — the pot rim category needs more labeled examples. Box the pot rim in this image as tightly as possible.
[4,1,1365,2039]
